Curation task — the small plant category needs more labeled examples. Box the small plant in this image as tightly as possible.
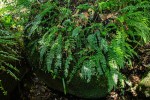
[25,0,150,92]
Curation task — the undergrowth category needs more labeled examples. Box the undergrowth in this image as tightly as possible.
[24,0,150,93]
[0,18,20,95]
[0,0,31,95]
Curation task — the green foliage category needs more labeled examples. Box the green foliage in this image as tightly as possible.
[25,0,150,92]
[0,26,20,95]
[0,80,7,95]
[0,0,29,95]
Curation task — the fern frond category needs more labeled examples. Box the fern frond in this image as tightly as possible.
[80,60,95,83]
[6,69,19,80]
[54,34,63,75]
[4,62,19,73]
[46,45,55,72]
[0,80,7,95]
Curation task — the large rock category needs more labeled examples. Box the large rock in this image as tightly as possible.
[35,69,109,99]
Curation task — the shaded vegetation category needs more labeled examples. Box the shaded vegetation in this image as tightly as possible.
[25,0,150,92]
[0,0,150,99]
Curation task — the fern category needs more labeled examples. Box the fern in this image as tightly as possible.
[0,80,7,95]
[64,54,73,78]
[0,0,26,95]
[80,60,94,83]
[46,43,56,72]
[0,29,20,94]
[25,0,150,93]
[54,34,63,75]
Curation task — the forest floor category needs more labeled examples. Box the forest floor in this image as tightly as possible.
[15,43,150,100]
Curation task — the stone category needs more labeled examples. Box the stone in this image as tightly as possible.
[35,69,109,99]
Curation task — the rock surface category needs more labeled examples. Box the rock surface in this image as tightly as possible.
[35,69,109,99]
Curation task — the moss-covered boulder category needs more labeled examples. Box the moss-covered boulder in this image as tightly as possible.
[35,69,109,99]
